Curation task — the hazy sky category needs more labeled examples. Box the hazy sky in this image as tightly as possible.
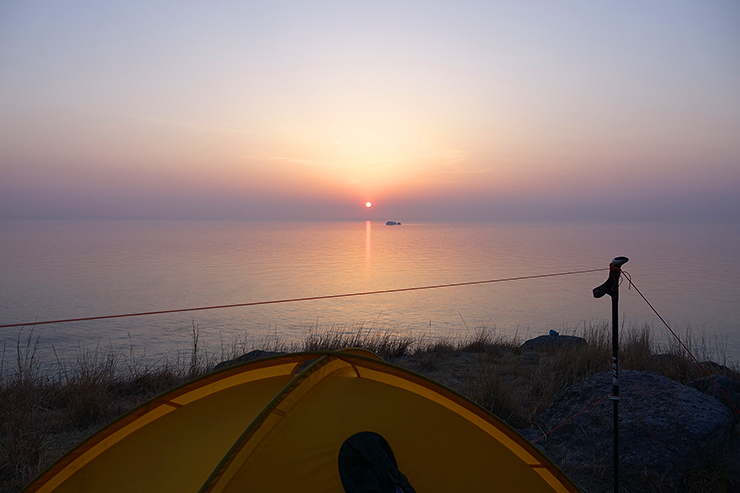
[1,1,739,222]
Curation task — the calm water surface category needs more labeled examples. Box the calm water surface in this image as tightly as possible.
[1,220,739,369]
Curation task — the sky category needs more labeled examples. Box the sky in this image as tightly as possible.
[1,0,739,222]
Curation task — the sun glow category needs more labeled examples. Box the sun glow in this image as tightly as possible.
[365,201,372,208]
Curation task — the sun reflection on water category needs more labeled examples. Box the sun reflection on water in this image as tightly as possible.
[365,220,372,273]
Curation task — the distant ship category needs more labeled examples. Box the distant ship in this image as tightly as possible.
[385,221,401,225]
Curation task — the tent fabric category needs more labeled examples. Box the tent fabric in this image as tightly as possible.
[24,349,582,493]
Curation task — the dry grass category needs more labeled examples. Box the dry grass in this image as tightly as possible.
[452,323,738,428]
[303,324,414,360]
[1,322,738,493]
[0,325,215,492]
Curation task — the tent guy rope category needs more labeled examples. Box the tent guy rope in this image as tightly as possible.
[623,270,740,418]
[0,267,606,329]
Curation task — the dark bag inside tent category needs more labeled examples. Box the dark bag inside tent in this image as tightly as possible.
[338,431,416,493]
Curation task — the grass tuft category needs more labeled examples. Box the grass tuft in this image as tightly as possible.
[302,324,414,361]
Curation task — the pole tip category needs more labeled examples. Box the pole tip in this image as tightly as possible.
[610,257,629,268]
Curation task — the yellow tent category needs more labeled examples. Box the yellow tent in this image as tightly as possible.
[24,349,581,493]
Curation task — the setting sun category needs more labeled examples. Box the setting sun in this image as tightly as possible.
[365,202,372,208]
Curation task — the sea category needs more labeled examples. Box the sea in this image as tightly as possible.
[1,220,739,373]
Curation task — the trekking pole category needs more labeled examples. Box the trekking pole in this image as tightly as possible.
[593,256,629,493]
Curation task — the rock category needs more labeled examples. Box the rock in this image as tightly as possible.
[520,334,586,353]
[213,350,283,371]
[688,374,740,424]
[698,361,740,379]
[522,353,538,363]
[385,221,401,225]
[537,370,733,476]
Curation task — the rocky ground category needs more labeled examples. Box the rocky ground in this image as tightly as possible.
[4,329,740,493]
[392,345,740,493]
